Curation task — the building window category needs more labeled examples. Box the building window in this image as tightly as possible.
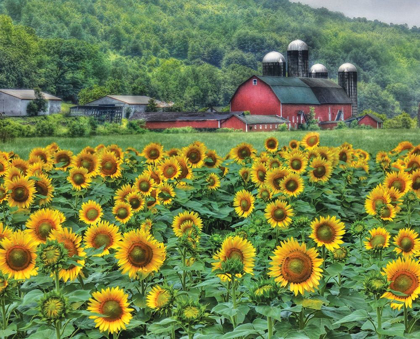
[264,125,267,129]
[260,125,262,129]
[270,125,272,129]
[292,116,295,123]
[253,79,257,85]
[275,125,277,128]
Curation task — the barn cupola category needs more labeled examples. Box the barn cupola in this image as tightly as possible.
[262,51,286,77]
[338,63,358,116]
[287,39,309,78]
[309,64,328,79]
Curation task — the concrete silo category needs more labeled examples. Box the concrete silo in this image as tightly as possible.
[338,63,358,116]
[262,51,286,77]
[309,64,328,79]
[287,39,309,77]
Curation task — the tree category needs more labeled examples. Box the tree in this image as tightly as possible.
[146,98,158,112]
[78,85,109,105]
[26,88,47,116]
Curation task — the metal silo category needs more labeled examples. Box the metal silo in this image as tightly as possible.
[262,51,286,76]
[309,64,328,79]
[338,63,358,116]
[287,39,309,77]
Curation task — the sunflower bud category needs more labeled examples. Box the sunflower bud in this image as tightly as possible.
[249,279,278,305]
[332,247,348,262]
[37,240,68,274]
[364,272,388,297]
[39,291,68,323]
[350,221,366,236]
[175,299,207,325]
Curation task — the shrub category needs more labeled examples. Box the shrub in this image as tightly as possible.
[35,117,55,137]
[215,128,236,133]
[163,126,198,134]
[277,124,288,131]
[127,121,147,134]
[67,117,90,137]
[335,122,348,130]
[0,119,19,142]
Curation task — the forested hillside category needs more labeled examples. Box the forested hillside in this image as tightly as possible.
[0,0,419,116]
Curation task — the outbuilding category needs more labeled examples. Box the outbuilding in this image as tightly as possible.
[0,89,61,116]
[345,113,383,129]
[221,113,290,132]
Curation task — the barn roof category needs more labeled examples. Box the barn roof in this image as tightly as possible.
[130,111,238,122]
[233,114,289,124]
[239,76,353,105]
[0,89,61,101]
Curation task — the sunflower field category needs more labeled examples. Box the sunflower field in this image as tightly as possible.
[1,133,420,339]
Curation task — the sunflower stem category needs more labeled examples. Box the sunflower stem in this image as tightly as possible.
[404,304,409,333]
[1,298,6,331]
[299,308,305,329]
[55,320,61,339]
[77,275,85,288]
[321,246,326,269]
[376,303,382,337]
[267,316,273,339]
[54,271,60,292]
[231,276,237,329]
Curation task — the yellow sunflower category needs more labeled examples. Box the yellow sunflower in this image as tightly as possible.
[172,211,203,238]
[29,148,51,167]
[72,151,99,176]
[393,141,414,153]
[384,171,412,196]
[5,166,23,182]
[84,221,122,256]
[6,176,36,209]
[264,200,294,228]
[115,229,166,279]
[54,150,73,170]
[134,174,155,196]
[106,144,124,159]
[126,192,144,212]
[0,230,38,280]
[289,140,300,149]
[87,287,133,334]
[11,158,29,175]
[268,237,323,295]
[26,208,63,244]
[113,202,133,224]
[411,169,420,197]
[302,132,320,149]
[266,167,290,194]
[251,162,268,187]
[364,227,390,250]
[34,173,54,205]
[0,185,7,204]
[0,223,12,243]
[281,173,304,197]
[212,235,256,280]
[146,189,159,209]
[264,137,279,153]
[378,203,397,221]
[382,257,420,309]
[166,148,180,157]
[203,149,222,168]
[49,228,86,282]
[206,173,221,190]
[182,143,207,168]
[175,156,193,181]
[230,143,256,164]
[233,190,255,218]
[393,228,420,258]
[99,151,123,178]
[79,200,103,225]
[158,158,180,181]
[258,185,273,201]
[309,216,346,251]
[141,143,164,164]
[365,185,391,216]
[269,158,282,169]
[114,184,135,203]
[285,150,308,174]
[146,285,172,310]
[0,157,9,177]
[239,167,251,182]
[157,183,176,205]
[308,157,333,183]
[144,165,163,186]
[67,167,91,191]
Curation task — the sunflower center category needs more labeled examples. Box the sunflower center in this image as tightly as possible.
[103,161,113,171]
[271,161,280,168]
[380,206,392,218]
[316,224,334,242]
[291,159,302,170]
[257,170,266,181]
[392,273,417,294]
[267,140,276,149]
[73,174,85,185]
[307,136,318,147]
[239,148,250,158]
[129,198,141,209]
[208,177,215,186]
[148,149,159,159]
[6,247,31,271]
[413,178,420,190]
[93,233,112,249]
[281,252,313,283]
[205,155,216,167]
[62,239,77,257]
[241,171,249,180]
[35,182,48,196]
[339,151,347,162]
[43,247,60,264]
[290,142,298,148]
[58,156,70,166]
[139,181,150,192]
[38,221,53,240]
[273,208,286,221]
[128,243,153,267]
[187,150,201,163]
[392,180,404,192]
[156,291,170,307]
[0,189,6,200]
[371,234,386,248]
[240,199,250,211]
[314,166,326,178]
[13,186,29,202]
[102,300,123,321]
[261,190,270,200]
[117,207,129,219]
[0,163,4,172]
[285,179,298,192]
[228,248,244,262]
[86,208,99,221]
[81,159,92,170]
[374,199,385,211]
[400,237,414,252]
[165,166,175,177]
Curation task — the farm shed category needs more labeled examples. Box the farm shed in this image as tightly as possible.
[130,112,241,130]
[345,114,383,129]
[0,89,61,116]
[85,95,173,119]
[221,114,290,132]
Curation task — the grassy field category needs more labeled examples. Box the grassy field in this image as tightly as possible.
[2,129,420,158]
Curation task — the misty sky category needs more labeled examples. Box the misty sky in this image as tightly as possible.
[290,0,420,27]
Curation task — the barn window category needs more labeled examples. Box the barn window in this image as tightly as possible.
[264,125,267,129]
[260,125,262,129]
[292,116,295,123]
[270,125,272,129]
[253,79,257,85]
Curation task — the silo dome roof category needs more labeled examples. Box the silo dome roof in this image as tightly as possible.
[339,63,357,72]
[310,64,328,73]
[263,51,286,63]
[287,39,308,51]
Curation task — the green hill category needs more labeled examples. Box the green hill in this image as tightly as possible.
[0,0,419,116]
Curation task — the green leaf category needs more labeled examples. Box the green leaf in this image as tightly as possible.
[255,305,282,320]
[333,309,369,325]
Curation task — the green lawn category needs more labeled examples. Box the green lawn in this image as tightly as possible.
[2,129,420,158]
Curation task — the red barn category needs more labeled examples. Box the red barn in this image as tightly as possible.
[345,113,383,129]
[230,76,353,129]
